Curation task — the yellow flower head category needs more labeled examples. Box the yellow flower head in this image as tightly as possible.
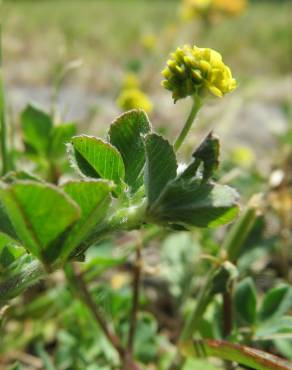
[181,0,247,21]
[117,88,153,113]
[231,146,255,168]
[162,45,236,101]
[122,72,140,90]
[213,0,247,16]
[182,0,212,19]
[141,33,157,52]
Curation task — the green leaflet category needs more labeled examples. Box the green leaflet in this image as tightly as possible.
[0,181,80,264]
[144,133,177,205]
[109,109,151,193]
[148,178,239,228]
[70,135,125,194]
[258,284,292,322]
[49,122,76,158]
[61,180,113,263]
[21,104,53,155]
[235,277,257,325]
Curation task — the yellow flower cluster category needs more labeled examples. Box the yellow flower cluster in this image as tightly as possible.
[214,0,247,16]
[162,45,236,101]
[117,73,153,113]
[182,0,246,21]
[117,88,153,113]
[122,72,140,90]
[141,33,157,52]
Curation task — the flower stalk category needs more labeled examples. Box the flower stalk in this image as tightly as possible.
[174,95,202,151]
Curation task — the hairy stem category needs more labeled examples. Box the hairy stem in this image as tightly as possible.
[174,95,202,152]
[0,260,47,307]
[64,262,125,358]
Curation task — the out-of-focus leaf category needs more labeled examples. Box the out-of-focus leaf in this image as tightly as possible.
[8,363,23,370]
[160,232,200,298]
[144,133,177,205]
[21,104,53,155]
[2,170,42,183]
[70,135,125,194]
[274,339,292,360]
[255,316,292,339]
[183,358,223,370]
[50,122,76,158]
[235,277,257,325]
[0,232,24,269]
[0,181,80,264]
[0,200,17,239]
[133,313,158,362]
[109,109,151,192]
[258,284,292,322]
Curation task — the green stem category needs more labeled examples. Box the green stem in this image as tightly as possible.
[223,195,261,263]
[127,235,142,354]
[179,267,217,342]
[174,95,202,152]
[0,24,9,175]
[181,339,292,370]
[179,261,237,344]
[80,200,147,256]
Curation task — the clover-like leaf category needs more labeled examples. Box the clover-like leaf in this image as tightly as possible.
[0,200,18,240]
[70,135,125,194]
[2,170,42,184]
[144,133,177,205]
[49,122,76,158]
[0,233,24,271]
[0,181,80,265]
[258,284,292,322]
[109,110,151,192]
[61,180,113,263]
[148,178,239,228]
[21,104,53,155]
[235,277,257,325]
[255,316,292,340]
